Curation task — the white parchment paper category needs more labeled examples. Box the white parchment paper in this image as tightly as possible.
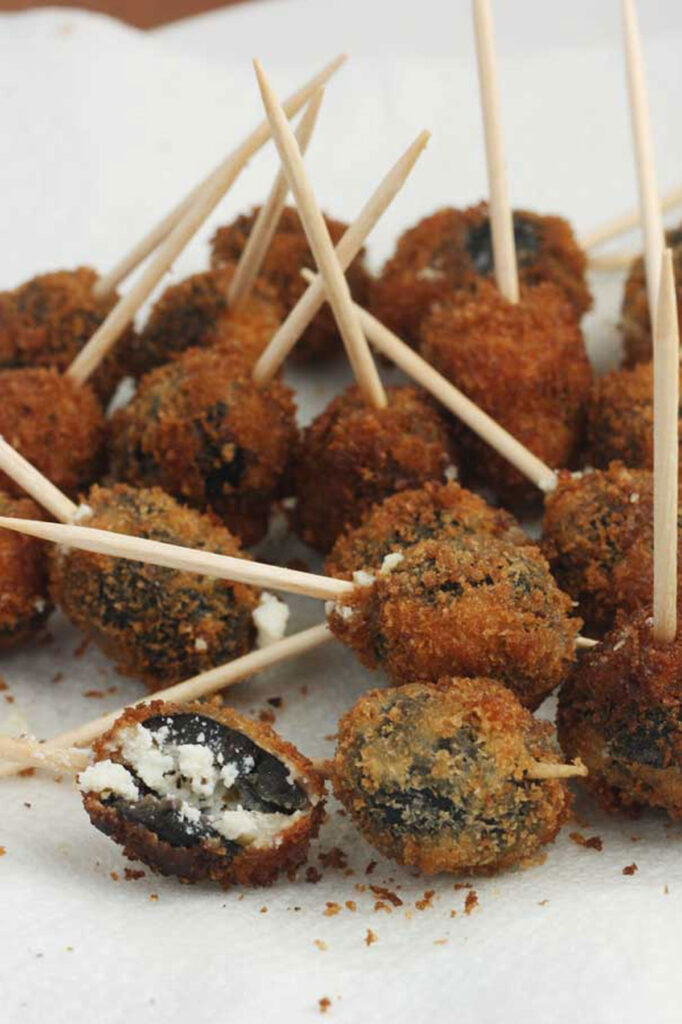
[1,4,682,1022]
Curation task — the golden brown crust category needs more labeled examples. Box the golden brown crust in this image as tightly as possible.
[109,347,298,546]
[0,267,136,404]
[332,680,571,875]
[0,492,51,649]
[84,700,326,888]
[420,280,592,509]
[369,203,592,348]
[132,266,282,378]
[0,367,106,499]
[210,206,370,362]
[541,463,678,636]
[50,484,258,688]
[325,479,531,579]
[621,227,682,367]
[327,533,580,709]
[558,610,682,818]
[586,362,657,469]
[292,385,457,553]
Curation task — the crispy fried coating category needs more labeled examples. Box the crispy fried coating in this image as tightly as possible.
[82,700,326,888]
[420,280,592,508]
[584,361,679,470]
[369,203,592,348]
[50,485,258,688]
[292,386,457,553]
[0,492,51,650]
[130,266,282,378]
[327,533,580,709]
[0,367,106,499]
[325,479,531,579]
[621,226,682,367]
[110,347,298,546]
[210,206,370,362]
[0,267,136,404]
[332,680,571,875]
[541,463,682,636]
[558,610,682,818]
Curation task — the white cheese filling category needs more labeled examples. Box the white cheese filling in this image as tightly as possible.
[79,723,305,849]
[253,592,290,648]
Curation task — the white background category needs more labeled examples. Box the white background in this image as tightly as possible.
[1,2,682,1022]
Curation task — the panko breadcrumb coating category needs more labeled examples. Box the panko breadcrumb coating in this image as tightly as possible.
[292,385,458,553]
[420,280,592,508]
[541,463,682,636]
[129,266,283,378]
[332,680,571,875]
[210,206,370,362]
[327,532,580,709]
[0,492,51,650]
[621,226,682,367]
[50,485,258,688]
[558,610,682,819]
[0,267,136,404]
[325,479,531,579]
[0,367,106,499]
[110,347,298,546]
[586,360,682,470]
[81,700,326,888]
[369,203,591,348]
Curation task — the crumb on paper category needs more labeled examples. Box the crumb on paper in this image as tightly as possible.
[318,997,331,1014]
[664,885,670,895]
[365,929,378,947]
[538,900,549,907]
[569,831,603,851]
[149,893,159,901]
[313,940,327,952]
[324,902,341,917]
[4,695,14,704]
[622,863,638,876]
[52,672,64,684]
[306,867,323,884]
[464,891,479,915]
[110,871,119,882]
[267,697,283,708]
[318,848,348,870]
[83,690,107,699]
[449,910,457,918]
[260,906,268,914]
[124,868,145,881]
[74,637,90,658]
[453,882,472,891]
[365,860,377,876]
[0,678,7,691]
[345,901,357,912]
[434,938,448,946]
[415,890,435,911]
[370,885,403,907]
[0,846,5,857]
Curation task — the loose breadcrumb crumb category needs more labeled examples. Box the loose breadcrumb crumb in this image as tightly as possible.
[318,997,331,1014]
[149,893,159,901]
[313,940,327,952]
[622,864,638,876]
[124,868,145,881]
[365,929,378,947]
[370,885,403,907]
[345,901,357,912]
[415,890,435,911]
[324,902,341,917]
[110,871,119,882]
[465,891,479,915]
[569,832,604,852]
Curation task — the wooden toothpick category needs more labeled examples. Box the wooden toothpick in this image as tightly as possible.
[253,59,387,409]
[92,54,347,299]
[0,516,352,602]
[228,89,325,309]
[0,623,332,779]
[653,248,679,643]
[472,0,519,304]
[623,0,664,330]
[300,268,558,493]
[580,182,682,251]
[253,129,430,384]
[0,736,90,775]
[311,756,587,781]
[0,437,77,523]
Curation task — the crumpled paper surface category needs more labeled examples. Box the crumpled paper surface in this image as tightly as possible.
[1,4,682,1022]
